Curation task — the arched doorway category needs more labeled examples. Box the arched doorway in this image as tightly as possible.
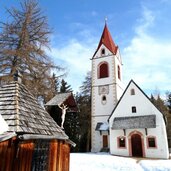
[131,134,143,157]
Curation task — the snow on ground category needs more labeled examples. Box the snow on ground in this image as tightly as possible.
[70,153,171,171]
[139,160,171,171]
[70,153,143,171]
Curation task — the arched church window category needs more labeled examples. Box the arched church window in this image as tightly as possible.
[98,62,109,78]
[131,89,135,95]
[118,65,121,80]
[101,48,105,56]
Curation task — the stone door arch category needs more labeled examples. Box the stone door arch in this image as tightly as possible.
[128,131,145,157]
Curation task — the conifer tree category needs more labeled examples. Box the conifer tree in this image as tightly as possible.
[166,92,171,114]
[151,93,171,148]
[77,71,91,152]
[60,79,72,93]
[0,0,62,100]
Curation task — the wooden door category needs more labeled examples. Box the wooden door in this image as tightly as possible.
[103,135,108,148]
[131,134,143,157]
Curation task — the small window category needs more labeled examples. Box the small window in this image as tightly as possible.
[118,137,126,148]
[131,89,135,95]
[147,137,156,148]
[118,65,121,80]
[101,48,105,55]
[98,62,109,78]
[102,95,107,105]
[132,106,136,113]
[102,95,106,101]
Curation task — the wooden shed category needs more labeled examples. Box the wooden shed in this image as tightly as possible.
[0,80,75,171]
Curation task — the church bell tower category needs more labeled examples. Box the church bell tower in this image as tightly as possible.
[91,23,124,152]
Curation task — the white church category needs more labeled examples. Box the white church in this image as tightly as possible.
[91,23,169,159]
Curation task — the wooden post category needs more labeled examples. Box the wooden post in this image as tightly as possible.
[57,141,63,171]
[62,143,70,171]
[48,140,58,171]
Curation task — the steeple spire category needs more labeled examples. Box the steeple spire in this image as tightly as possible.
[93,22,118,58]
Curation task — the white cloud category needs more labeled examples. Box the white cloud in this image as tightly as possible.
[123,7,171,94]
[49,38,96,92]
[48,7,171,96]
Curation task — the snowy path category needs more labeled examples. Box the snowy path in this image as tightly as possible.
[70,153,171,171]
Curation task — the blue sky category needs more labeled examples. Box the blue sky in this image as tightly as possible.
[1,0,171,97]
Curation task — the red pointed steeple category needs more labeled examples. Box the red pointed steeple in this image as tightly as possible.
[93,23,118,58]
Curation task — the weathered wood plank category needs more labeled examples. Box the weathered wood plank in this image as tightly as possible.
[25,142,34,171]
[48,140,58,171]
[57,141,63,171]
[63,143,70,171]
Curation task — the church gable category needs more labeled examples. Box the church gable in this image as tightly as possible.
[109,79,169,159]
[109,80,165,121]
[93,44,116,59]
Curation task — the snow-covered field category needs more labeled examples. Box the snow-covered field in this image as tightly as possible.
[70,153,171,171]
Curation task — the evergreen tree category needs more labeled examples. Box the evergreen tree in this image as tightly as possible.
[150,94,169,118]
[166,91,171,148]
[151,93,171,148]
[51,73,60,94]
[0,0,62,101]
[64,109,80,152]
[60,79,72,93]
[166,92,171,114]
[76,71,91,152]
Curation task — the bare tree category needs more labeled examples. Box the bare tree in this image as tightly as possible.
[0,0,62,100]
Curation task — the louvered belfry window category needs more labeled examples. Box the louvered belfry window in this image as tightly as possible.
[98,62,109,78]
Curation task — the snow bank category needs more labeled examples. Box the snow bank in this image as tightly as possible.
[70,153,143,171]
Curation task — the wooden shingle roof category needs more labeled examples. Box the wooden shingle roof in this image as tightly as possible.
[0,81,68,139]
[45,92,78,112]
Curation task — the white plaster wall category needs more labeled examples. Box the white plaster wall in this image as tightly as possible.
[91,44,124,152]
[110,129,129,157]
[92,85,116,117]
[109,81,169,159]
[91,116,109,152]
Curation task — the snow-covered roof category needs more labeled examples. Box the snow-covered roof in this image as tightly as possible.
[95,122,109,131]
